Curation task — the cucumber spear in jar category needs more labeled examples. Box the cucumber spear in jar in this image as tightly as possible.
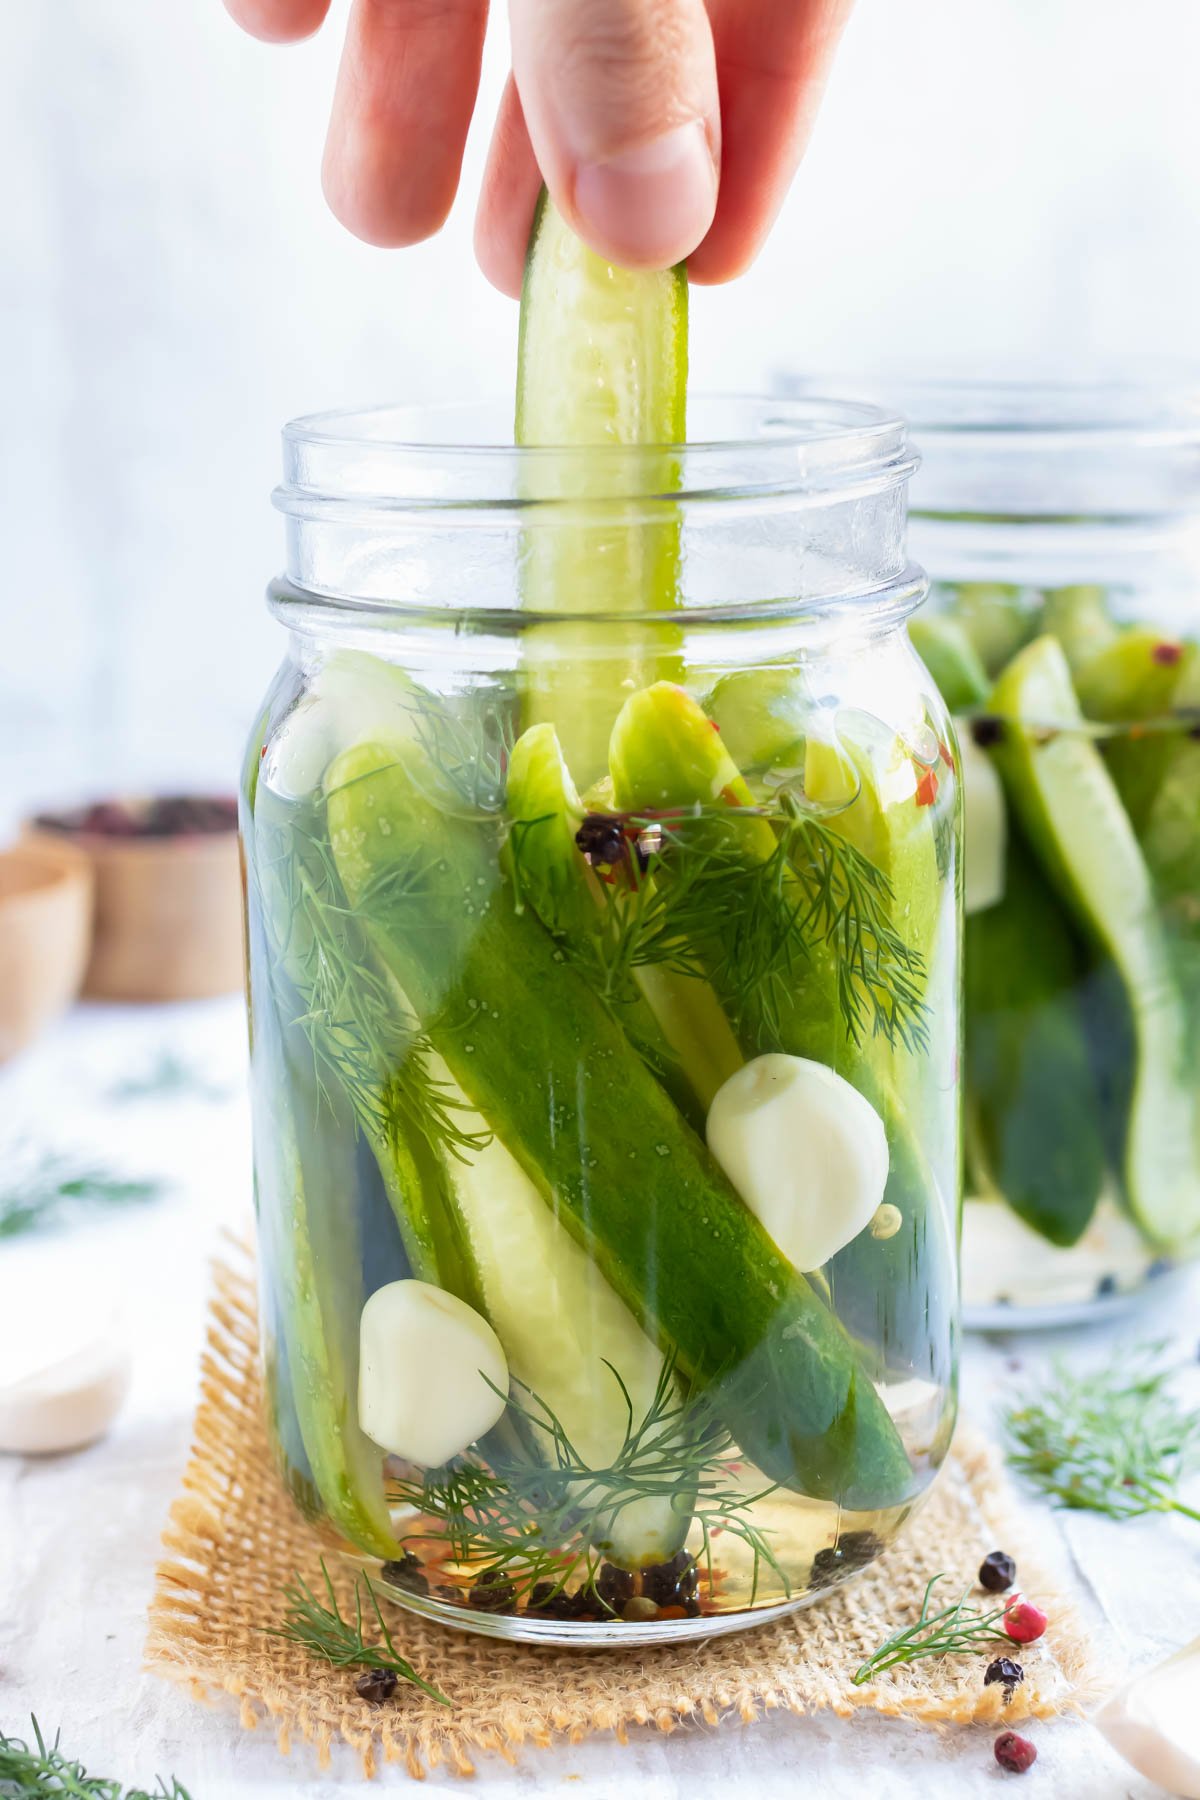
[987,634,1200,1250]
[609,679,956,1375]
[515,195,687,789]
[324,727,913,1510]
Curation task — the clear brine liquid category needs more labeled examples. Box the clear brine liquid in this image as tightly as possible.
[244,653,958,1633]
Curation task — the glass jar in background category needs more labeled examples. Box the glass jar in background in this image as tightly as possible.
[897,383,1200,1324]
[241,397,959,1644]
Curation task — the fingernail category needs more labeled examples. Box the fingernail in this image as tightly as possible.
[574,121,717,267]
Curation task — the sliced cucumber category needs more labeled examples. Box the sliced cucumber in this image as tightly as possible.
[517,193,687,450]
[703,665,816,777]
[505,720,738,1118]
[940,581,1033,677]
[516,195,688,787]
[611,682,957,1380]
[1040,584,1118,674]
[908,615,991,713]
[247,920,400,1558]
[964,827,1107,1246]
[990,635,1200,1248]
[1078,631,1196,833]
[958,732,1007,916]
[326,733,914,1508]
[1073,627,1190,724]
[423,1051,687,1567]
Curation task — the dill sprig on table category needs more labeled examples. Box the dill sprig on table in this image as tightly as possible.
[107,1052,232,1104]
[1004,1345,1200,1523]
[0,1151,164,1241]
[388,1355,786,1607]
[0,1718,190,1798]
[852,1575,1012,1685]
[266,1559,450,1707]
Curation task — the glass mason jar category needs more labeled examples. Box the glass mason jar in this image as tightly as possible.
[898,382,1200,1324]
[240,397,960,1645]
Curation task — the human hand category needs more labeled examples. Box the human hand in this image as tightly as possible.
[224,0,855,295]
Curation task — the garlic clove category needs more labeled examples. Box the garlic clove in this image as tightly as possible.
[960,733,1007,915]
[358,1280,509,1467]
[706,1053,890,1272]
[0,1335,131,1455]
[1093,1637,1200,1798]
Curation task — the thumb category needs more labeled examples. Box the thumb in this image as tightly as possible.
[508,0,720,270]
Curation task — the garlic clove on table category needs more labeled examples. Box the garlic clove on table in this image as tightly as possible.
[0,1334,131,1455]
[1093,1636,1200,1799]
[358,1279,509,1467]
[706,1053,890,1273]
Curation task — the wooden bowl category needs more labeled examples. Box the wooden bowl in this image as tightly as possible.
[25,797,244,1003]
[0,838,94,1060]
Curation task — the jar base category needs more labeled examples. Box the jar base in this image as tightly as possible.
[962,1195,1187,1329]
[373,1575,836,1648]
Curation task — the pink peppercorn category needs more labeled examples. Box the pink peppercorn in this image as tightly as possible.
[1003,1597,1048,1644]
[994,1731,1038,1773]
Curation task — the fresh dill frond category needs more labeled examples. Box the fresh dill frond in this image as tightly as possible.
[0,1718,191,1797]
[388,1353,787,1607]
[107,1051,232,1103]
[255,818,489,1164]
[503,795,929,1055]
[266,1559,450,1706]
[775,797,931,1054]
[852,1575,1012,1685]
[0,1150,164,1241]
[401,689,513,818]
[1004,1344,1200,1523]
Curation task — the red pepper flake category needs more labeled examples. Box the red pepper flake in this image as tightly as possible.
[1153,640,1184,666]
[915,768,940,808]
[710,719,721,731]
[938,739,956,773]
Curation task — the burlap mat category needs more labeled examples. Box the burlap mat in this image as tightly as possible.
[145,1242,1102,1778]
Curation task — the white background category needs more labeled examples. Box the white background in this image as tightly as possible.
[3,0,1200,822]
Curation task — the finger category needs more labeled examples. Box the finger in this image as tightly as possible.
[475,77,543,298]
[689,0,855,284]
[322,0,490,248]
[223,0,331,43]
[508,0,720,271]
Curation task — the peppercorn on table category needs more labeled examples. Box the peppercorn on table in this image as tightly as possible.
[1,997,1196,1795]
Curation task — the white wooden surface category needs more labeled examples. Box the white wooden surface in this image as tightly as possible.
[1,998,1197,1798]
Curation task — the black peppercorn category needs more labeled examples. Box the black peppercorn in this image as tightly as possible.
[356,1668,398,1705]
[469,1570,517,1612]
[575,814,629,867]
[970,715,1006,749]
[641,1550,700,1607]
[984,1656,1025,1697]
[380,1552,429,1597]
[811,1530,885,1585]
[595,1563,636,1612]
[979,1550,1017,1592]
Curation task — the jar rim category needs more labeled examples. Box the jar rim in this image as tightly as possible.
[275,394,916,513]
[857,376,1200,452]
